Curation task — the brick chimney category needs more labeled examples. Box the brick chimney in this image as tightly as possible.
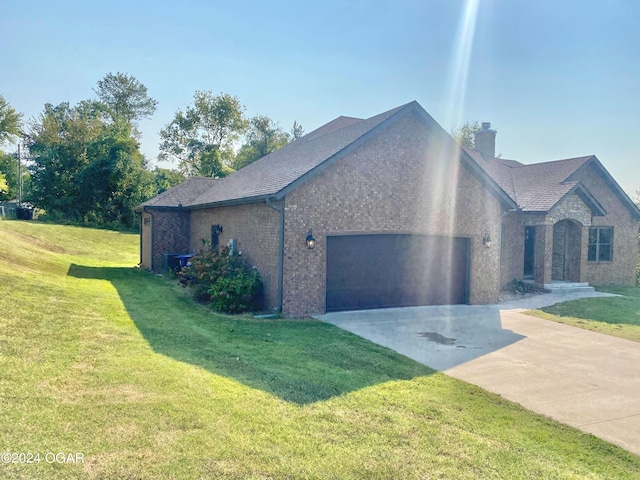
[474,122,496,159]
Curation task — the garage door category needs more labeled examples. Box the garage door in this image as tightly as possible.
[326,234,470,312]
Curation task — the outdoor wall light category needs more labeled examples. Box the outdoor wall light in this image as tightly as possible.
[483,233,492,248]
[306,229,316,249]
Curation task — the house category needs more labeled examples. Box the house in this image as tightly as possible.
[136,101,640,317]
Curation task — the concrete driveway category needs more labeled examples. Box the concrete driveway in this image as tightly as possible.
[318,291,640,456]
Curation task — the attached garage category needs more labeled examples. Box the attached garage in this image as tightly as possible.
[326,234,471,312]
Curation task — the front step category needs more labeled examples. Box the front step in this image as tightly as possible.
[543,281,595,293]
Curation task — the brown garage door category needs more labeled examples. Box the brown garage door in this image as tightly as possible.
[326,234,470,312]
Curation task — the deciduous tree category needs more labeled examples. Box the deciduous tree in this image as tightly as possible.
[27,102,153,226]
[94,72,158,122]
[451,121,480,148]
[152,167,185,195]
[0,151,27,201]
[0,94,23,145]
[233,115,290,170]
[291,120,304,140]
[0,173,8,197]
[159,91,247,176]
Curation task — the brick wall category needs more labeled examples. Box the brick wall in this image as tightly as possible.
[281,112,503,317]
[575,164,638,285]
[552,221,567,280]
[501,194,592,287]
[150,210,190,272]
[499,167,638,287]
[190,203,280,311]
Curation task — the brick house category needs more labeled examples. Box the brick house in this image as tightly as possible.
[136,101,640,317]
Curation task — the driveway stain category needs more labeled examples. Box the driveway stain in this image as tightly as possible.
[417,331,456,345]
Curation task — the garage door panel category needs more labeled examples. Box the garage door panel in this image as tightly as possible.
[326,234,469,312]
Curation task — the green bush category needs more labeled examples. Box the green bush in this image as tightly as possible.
[178,247,263,313]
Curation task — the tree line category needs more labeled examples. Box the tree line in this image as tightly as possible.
[0,73,303,228]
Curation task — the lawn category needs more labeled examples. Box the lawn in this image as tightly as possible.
[1,220,639,479]
[528,286,640,343]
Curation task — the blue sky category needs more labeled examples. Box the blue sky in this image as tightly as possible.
[1,0,639,196]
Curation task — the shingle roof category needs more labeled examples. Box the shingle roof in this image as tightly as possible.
[137,102,637,219]
[466,148,595,212]
[510,156,592,211]
[136,177,220,209]
[464,148,516,200]
[187,103,410,207]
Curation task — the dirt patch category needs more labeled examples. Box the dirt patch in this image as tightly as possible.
[4,228,68,254]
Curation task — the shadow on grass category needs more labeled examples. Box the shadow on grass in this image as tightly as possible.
[68,263,434,405]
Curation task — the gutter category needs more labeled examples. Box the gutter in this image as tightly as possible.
[265,197,284,312]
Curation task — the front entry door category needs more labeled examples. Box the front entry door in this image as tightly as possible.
[523,226,535,278]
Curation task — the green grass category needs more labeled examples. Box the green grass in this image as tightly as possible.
[527,286,640,343]
[1,220,639,479]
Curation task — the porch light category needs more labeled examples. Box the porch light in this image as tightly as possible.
[483,233,492,248]
[306,229,316,249]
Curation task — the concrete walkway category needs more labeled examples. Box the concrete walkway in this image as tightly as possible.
[318,291,640,456]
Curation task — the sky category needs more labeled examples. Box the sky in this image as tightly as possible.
[1,0,639,196]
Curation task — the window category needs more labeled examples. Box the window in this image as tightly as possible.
[588,227,612,262]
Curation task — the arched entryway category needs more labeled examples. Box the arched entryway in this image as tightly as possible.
[551,219,582,282]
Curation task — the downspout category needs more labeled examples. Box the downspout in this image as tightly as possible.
[266,197,284,312]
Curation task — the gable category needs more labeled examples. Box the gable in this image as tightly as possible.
[548,192,595,226]
[284,110,506,237]
[473,152,636,219]
[186,104,411,208]
[159,101,516,212]
[567,157,640,220]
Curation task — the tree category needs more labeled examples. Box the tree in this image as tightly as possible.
[451,121,480,148]
[0,94,23,145]
[27,101,154,227]
[291,120,304,140]
[0,150,28,201]
[152,167,186,195]
[159,91,247,176]
[94,72,157,122]
[78,122,155,225]
[232,115,290,170]
[0,173,7,197]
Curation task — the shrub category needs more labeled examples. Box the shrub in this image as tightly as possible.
[178,247,263,313]
[507,278,532,294]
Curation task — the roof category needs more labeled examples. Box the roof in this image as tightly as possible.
[465,149,640,219]
[137,101,639,220]
[510,156,593,211]
[175,101,513,210]
[136,177,220,210]
[187,104,409,207]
